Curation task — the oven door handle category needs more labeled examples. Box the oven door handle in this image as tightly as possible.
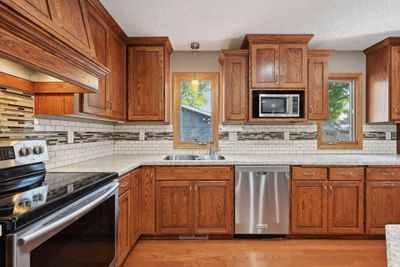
[17,182,119,247]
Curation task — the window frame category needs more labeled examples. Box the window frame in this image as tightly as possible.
[172,72,219,149]
[317,73,363,149]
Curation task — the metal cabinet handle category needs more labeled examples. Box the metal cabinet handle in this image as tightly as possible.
[303,172,316,176]
[323,186,328,191]
[119,182,128,188]
[189,186,192,191]
[382,172,395,176]
[275,74,279,84]
[329,186,333,192]
[340,172,354,176]
[382,182,395,187]
[110,100,113,112]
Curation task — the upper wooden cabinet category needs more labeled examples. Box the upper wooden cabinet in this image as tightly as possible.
[0,0,108,91]
[307,50,334,120]
[242,34,313,89]
[364,37,400,122]
[219,50,248,122]
[127,37,173,122]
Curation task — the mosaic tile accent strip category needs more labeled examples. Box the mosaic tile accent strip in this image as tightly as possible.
[113,132,140,141]
[0,87,34,139]
[237,132,284,141]
[145,132,173,141]
[289,132,317,140]
[74,132,114,143]
[363,132,387,140]
[219,132,229,141]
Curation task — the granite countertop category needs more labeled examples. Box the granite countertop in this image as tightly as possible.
[386,225,400,267]
[48,154,400,176]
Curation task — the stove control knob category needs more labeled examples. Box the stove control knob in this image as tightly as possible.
[33,146,44,154]
[19,147,32,157]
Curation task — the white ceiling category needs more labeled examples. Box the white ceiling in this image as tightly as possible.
[100,0,400,51]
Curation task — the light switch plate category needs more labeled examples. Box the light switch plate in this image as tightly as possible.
[67,131,74,144]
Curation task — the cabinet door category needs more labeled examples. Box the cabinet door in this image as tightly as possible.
[328,181,364,235]
[140,167,155,234]
[194,181,233,234]
[128,46,165,121]
[222,56,248,122]
[107,31,126,120]
[280,44,307,88]
[251,44,280,88]
[82,3,108,117]
[308,56,328,120]
[130,169,141,246]
[366,181,400,234]
[155,181,194,234]
[118,190,131,266]
[291,181,328,234]
[391,46,400,121]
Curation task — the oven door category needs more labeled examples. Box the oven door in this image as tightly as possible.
[6,181,118,267]
[259,94,289,117]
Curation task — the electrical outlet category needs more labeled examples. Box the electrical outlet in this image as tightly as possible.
[67,131,74,144]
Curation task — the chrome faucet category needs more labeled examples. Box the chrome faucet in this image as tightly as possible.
[197,141,220,160]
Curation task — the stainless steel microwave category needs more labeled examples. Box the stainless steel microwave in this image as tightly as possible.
[259,94,300,117]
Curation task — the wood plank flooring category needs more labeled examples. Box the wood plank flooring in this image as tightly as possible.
[123,239,387,267]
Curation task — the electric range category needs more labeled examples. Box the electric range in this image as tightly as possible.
[0,140,119,267]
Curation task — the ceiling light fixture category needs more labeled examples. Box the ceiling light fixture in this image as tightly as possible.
[190,42,200,90]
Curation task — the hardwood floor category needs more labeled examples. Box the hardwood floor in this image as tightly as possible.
[123,239,386,267]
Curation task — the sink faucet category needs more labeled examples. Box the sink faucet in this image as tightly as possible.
[197,141,220,159]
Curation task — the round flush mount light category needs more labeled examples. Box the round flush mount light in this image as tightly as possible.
[190,42,200,50]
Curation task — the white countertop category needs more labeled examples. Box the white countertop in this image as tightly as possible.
[386,225,400,267]
[48,154,400,176]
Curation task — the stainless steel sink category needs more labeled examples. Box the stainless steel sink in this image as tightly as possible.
[163,155,225,161]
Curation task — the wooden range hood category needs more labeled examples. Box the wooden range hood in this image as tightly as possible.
[0,0,109,93]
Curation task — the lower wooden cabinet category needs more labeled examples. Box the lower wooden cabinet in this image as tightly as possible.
[291,180,364,235]
[155,180,233,235]
[156,181,194,234]
[130,169,141,245]
[291,181,328,234]
[118,189,131,266]
[155,167,234,235]
[366,181,400,234]
[194,181,233,234]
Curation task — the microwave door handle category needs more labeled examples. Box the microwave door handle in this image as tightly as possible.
[17,182,118,247]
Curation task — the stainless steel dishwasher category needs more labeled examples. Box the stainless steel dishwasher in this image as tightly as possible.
[235,166,290,235]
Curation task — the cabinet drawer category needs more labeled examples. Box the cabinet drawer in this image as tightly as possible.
[156,166,233,181]
[329,167,364,181]
[118,173,131,194]
[292,167,327,180]
[366,167,400,181]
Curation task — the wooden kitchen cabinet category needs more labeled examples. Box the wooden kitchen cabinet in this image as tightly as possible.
[364,37,400,122]
[140,167,156,234]
[130,169,141,246]
[328,181,364,235]
[291,181,328,234]
[154,166,234,235]
[291,166,364,235]
[219,50,249,122]
[118,189,131,266]
[82,1,126,120]
[156,181,194,234]
[366,167,400,234]
[127,37,173,122]
[307,50,334,120]
[194,181,233,234]
[242,34,313,89]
